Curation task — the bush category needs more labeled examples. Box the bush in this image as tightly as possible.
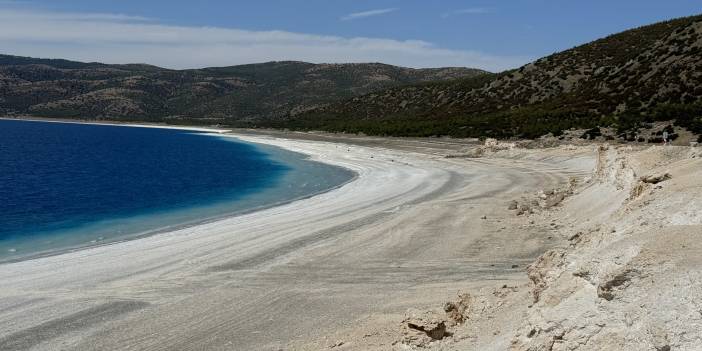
[581,127,602,139]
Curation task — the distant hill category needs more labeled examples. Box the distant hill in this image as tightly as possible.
[0,56,485,123]
[285,14,702,139]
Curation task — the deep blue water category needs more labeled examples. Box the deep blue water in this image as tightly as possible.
[0,120,354,261]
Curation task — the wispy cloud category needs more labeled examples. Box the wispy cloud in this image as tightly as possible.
[27,11,153,22]
[0,7,529,72]
[441,8,492,18]
[341,8,397,21]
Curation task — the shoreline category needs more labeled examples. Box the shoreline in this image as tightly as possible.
[0,120,357,264]
[0,116,230,133]
[0,130,595,350]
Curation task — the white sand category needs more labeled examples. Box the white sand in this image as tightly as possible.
[0,133,594,350]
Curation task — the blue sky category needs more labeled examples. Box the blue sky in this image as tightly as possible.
[0,0,700,71]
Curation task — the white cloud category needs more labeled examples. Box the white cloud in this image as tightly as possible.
[0,7,529,72]
[45,12,153,22]
[341,8,397,21]
[442,8,492,18]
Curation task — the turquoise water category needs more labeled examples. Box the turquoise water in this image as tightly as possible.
[0,120,354,262]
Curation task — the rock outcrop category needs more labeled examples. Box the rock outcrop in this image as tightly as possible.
[413,144,702,351]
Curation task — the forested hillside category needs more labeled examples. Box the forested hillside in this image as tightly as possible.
[283,15,702,139]
[0,56,484,124]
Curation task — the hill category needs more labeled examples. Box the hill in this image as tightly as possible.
[0,56,485,124]
[284,15,702,139]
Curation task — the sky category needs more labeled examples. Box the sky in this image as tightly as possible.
[0,0,700,72]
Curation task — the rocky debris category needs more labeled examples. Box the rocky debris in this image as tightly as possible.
[597,267,640,301]
[443,293,471,326]
[509,179,579,217]
[630,172,671,199]
[400,310,449,347]
[449,138,519,159]
[493,285,519,299]
[466,147,485,158]
[651,325,671,351]
[483,138,516,152]
[543,191,566,208]
[594,144,637,189]
[640,172,671,184]
[508,200,519,210]
[399,294,474,347]
[526,249,567,303]
[516,203,534,216]
[629,181,650,200]
[509,188,570,216]
[445,148,485,159]
[462,147,485,158]
[568,232,582,242]
[329,340,345,348]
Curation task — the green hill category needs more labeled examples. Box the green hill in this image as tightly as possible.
[283,14,702,139]
[0,57,485,124]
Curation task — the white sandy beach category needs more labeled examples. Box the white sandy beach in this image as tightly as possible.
[0,132,596,350]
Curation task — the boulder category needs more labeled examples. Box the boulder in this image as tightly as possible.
[443,293,471,326]
[400,310,448,347]
[544,192,565,208]
[508,200,519,210]
[640,173,671,184]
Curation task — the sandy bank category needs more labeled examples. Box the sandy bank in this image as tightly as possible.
[391,144,702,351]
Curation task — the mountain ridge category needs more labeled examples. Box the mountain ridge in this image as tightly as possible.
[0,55,486,123]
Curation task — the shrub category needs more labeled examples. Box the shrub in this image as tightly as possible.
[581,127,602,139]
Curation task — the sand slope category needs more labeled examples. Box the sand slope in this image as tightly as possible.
[402,144,702,351]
